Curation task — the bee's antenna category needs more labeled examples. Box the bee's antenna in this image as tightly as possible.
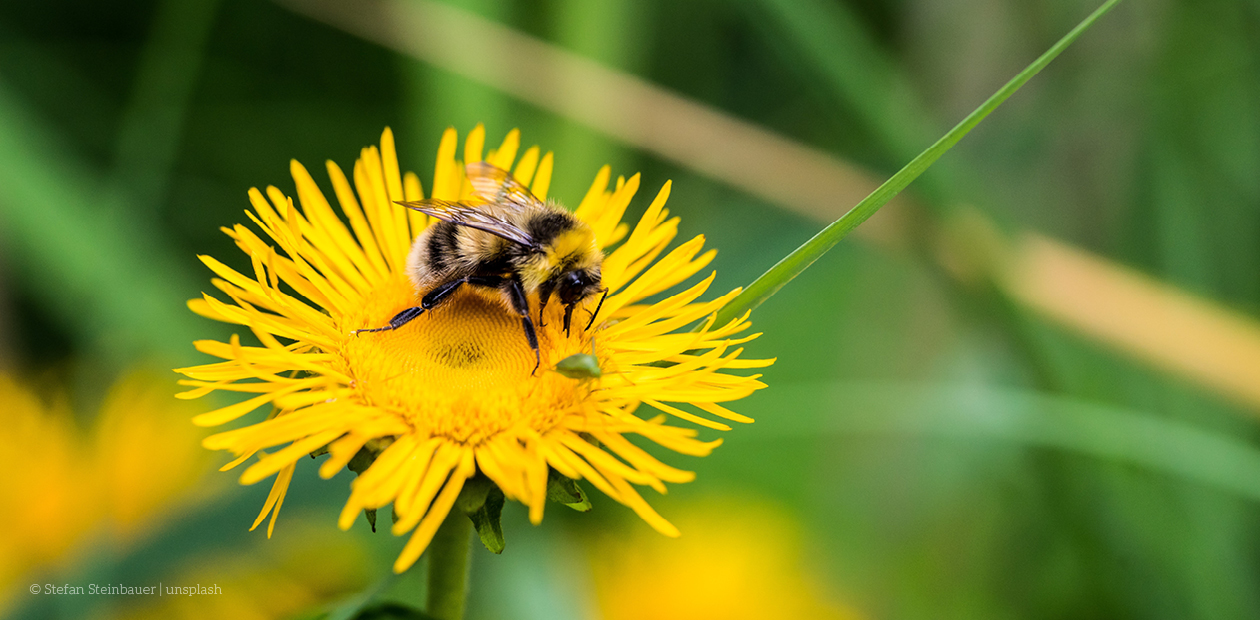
[584,288,609,332]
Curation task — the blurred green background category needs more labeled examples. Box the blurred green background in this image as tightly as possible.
[4,0,1260,618]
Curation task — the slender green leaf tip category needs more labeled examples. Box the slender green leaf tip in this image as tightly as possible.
[710,0,1123,328]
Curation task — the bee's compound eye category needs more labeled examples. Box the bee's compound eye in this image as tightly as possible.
[557,271,582,302]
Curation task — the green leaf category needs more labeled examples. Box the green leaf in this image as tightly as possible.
[758,381,1260,503]
[468,487,506,554]
[710,0,1123,328]
[365,508,377,533]
[350,602,439,620]
[546,471,592,512]
[322,571,404,620]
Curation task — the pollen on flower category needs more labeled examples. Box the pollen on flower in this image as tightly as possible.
[178,124,773,573]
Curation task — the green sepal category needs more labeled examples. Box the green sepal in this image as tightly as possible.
[453,475,506,554]
[348,449,372,475]
[468,487,506,554]
[347,437,395,475]
[554,353,602,379]
[348,438,397,533]
[546,471,592,512]
[455,475,496,515]
[309,443,331,459]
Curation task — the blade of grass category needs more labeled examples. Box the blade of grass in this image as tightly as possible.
[745,0,935,165]
[710,0,1123,328]
[278,0,1260,417]
[759,381,1260,504]
[547,0,645,199]
[1003,233,1260,411]
[401,0,511,163]
[0,79,204,363]
[110,0,221,215]
[743,0,977,208]
[275,0,890,221]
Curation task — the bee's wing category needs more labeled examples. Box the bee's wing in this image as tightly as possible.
[465,161,545,212]
[397,199,539,249]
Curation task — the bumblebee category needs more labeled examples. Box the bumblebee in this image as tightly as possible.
[355,161,607,373]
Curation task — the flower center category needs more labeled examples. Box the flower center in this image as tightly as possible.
[340,277,593,445]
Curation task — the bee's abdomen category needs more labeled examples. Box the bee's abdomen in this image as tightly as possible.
[425,221,460,273]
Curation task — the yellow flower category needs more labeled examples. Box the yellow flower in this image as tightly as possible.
[114,521,369,620]
[177,125,772,572]
[589,498,864,620]
[93,375,213,535]
[0,376,93,594]
[0,373,207,609]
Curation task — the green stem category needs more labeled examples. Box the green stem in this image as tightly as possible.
[426,511,473,620]
[710,0,1123,328]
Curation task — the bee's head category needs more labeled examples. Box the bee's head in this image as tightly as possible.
[555,268,604,335]
[557,269,600,305]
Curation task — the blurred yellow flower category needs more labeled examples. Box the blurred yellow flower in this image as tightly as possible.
[0,373,207,607]
[0,376,94,593]
[112,522,369,620]
[177,125,772,572]
[93,375,213,534]
[589,499,863,620]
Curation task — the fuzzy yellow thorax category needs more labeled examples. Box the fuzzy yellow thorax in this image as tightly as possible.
[546,226,597,269]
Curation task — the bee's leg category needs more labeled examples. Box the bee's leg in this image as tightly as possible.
[536,281,557,328]
[420,275,504,310]
[464,275,505,289]
[421,278,470,309]
[584,288,609,332]
[352,306,424,334]
[354,276,500,334]
[504,279,541,374]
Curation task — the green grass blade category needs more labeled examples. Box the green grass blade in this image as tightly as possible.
[758,381,1260,503]
[0,79,204,363]
[110,0,222,215]
[747,0,934,165]
[711,0,1123,328]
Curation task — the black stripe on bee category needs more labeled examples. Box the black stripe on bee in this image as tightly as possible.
[473,252,513,275]
[526,211,579,247]
[426,221,461,272]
